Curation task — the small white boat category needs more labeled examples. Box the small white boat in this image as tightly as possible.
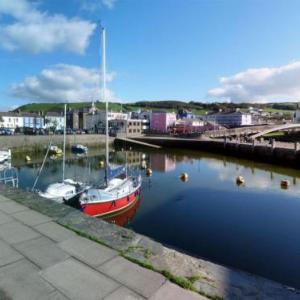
[0,149,11,163]
[36,105,89,202]
[39,179,87,203]
[49,145,63,155]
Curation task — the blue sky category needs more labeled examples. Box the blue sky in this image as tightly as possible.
[1,0,300,111]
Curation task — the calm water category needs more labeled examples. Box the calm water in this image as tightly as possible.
[8,148,300,288]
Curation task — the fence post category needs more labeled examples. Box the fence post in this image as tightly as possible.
[252,139,255,152]
[295,142,299,153]
[271,138,276,150]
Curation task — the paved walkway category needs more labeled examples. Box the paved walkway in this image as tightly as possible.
[0,195,205,300]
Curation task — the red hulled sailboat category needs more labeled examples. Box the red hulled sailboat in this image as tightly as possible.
[79,26,142,217]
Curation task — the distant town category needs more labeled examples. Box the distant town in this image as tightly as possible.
[0,100,298,137]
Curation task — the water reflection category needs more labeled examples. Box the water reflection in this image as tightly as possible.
[102,196,141,227]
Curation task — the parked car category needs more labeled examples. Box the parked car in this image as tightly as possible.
[0,128,14,135]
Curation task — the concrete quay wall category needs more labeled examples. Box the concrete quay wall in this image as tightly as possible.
[0,184,299,299]
[130,137,300,168]
[0,134,114,153]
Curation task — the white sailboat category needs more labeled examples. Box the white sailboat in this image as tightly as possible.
[79,25,142,217]
[38,105,88,203]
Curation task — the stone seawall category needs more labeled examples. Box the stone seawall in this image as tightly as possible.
[0,134,114,153]
[127,137,300,168]
[0,184,299,299]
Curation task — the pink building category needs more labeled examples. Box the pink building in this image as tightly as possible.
[151,153,176,172]
[150,112,177,133]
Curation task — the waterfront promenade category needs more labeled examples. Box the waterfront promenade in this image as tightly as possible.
[0,194,204,300]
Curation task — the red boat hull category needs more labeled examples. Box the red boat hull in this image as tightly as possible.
[103,197,141,227]
[81,188,141,217]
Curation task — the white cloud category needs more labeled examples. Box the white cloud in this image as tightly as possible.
[0,0,96,54]
[102,0,117,9]
[208,61,300,103]
[80,0,117,11]
[9,64,118,102]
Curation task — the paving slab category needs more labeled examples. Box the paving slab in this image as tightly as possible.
[0,221,40,244]
[42,290,70,300]
[0,201,28,214]
[14,236,70,269]
[34,221,75,242]
[149,281,206,300]
[98,256,166,298]
[12,209,52,226]
[58,236,117,267]
[104,286,145,300]
[0,195,11,203]
[0,239,23,267]
[41,258,120,300]
[0,211,14,225]
[0,259,55,300]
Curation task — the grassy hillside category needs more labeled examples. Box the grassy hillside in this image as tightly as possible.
[14,100,299,115]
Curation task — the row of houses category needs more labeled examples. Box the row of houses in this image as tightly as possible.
[0,104,256,136]
[0,112,45,130]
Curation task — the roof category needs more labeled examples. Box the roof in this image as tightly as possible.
[0,112,43,117]
[0,112,21,117]
[45,112,64,117]
[206,111,251,116]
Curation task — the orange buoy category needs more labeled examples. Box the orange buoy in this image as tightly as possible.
[180,173,189,182]
[281,180,290,189]
[146,168,152,176]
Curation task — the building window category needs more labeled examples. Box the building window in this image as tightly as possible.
[129,129,132,133]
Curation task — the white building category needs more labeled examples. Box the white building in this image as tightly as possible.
[0,113,24,129]
[44,112,65,130]
[85,111,130,132]
[204,111,252,127]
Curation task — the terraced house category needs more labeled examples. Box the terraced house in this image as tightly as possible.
[0,112,24,129]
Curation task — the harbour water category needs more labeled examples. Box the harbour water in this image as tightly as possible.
[9,148,300,289]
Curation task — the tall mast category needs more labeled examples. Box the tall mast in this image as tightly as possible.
[101,26,109,184]
[62,104,67,182]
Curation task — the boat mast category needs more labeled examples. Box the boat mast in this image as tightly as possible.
[101,26,109,185]
[62,104,67,182]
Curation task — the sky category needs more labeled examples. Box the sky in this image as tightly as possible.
[1,0,300,111]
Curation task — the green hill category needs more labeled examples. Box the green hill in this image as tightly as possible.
[14,100,297,116]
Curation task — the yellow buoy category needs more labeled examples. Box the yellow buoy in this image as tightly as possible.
[146,168,152,176]
[236,176,245,185]
[180,172,189,182]
[281,180,290,189]
[25,155,31,162]
[99,161,105,168]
